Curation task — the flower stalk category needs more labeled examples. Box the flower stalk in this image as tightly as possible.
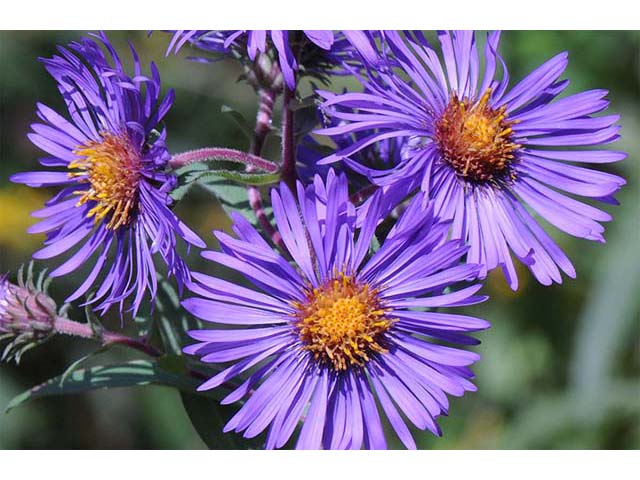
[52,316,163,358]
[169,147,278,172]
[247,87,285,250]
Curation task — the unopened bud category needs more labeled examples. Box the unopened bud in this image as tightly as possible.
[0,272,57,363]
[246,52,283,94]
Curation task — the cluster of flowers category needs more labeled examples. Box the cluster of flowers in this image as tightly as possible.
[2,30,625,449]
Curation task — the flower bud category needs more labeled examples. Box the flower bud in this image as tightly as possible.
[0,272,57,362]
[246,52,283,94]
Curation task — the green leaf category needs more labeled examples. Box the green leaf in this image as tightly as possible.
[58,346,108,386]
[170,161,219,203]
[288,95,317,112]
[293,98,321,143]
[171,163,279,204]
[157,354,189,376]
[221,105,255,140]
[83,298,104,339]
[5,360,205,413]
[134,310,154,339]
[170,180,198,203]
[180,392,264,450]
[179,169,279,188]
[153,279,202,356]
[198,176,274,227]
[212,170,280,186]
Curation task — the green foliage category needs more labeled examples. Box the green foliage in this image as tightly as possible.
[220,105,255,140]
[5,360,203,413]
[196,175,275,227]
[291,95,320,142]
[171,161,280,203]
[150,278,201,356]
[180,392,264,450]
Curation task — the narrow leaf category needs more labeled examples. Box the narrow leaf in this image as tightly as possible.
[5,360,209,413]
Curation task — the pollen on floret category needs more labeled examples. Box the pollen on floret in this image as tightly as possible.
[435,88,520,184]
[69,133,142,230]
[292,273,393,371]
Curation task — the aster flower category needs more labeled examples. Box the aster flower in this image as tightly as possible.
[317,30,626,289]
[183,171,488,449]
[165,30,231,58]
[167,30,335,88]
[10,32,204,315]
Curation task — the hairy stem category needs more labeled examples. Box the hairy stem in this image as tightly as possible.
[169,147,277,173]
[53,316,223,386]
[247,88,285,249]
[251,89,276,155]
[53,316,162,358]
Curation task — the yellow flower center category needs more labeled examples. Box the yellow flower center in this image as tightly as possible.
[292,273,393,371]
[435,89,520,183]
[69,133,142,230]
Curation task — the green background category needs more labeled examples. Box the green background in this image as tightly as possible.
[0,31,638,449]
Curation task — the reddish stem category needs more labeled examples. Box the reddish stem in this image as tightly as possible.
[52,316,234,387]
[53,316,162,358]
[247,89,285,250]
[169,147,277,173]
[251,89,276,155]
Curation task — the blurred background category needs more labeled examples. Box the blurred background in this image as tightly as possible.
[0,31,638,449]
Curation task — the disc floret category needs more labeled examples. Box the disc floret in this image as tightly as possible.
[292,273,393,371]
[435,89,520,184]
[69,133,142,230]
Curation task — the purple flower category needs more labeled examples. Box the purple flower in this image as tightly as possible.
[165,30,231,57]
[317,31,626,290]
[183,171,488,449]
[168,30,335,88]
[297,97,408,185]
[10,32,204,315]
[296,129,408,199]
